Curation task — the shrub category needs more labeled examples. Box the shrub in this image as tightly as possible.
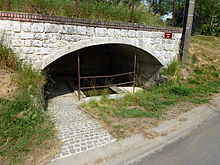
[201,24,220,36]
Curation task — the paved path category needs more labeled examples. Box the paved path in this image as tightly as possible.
[47,77,115,161]
[136,111,220,165]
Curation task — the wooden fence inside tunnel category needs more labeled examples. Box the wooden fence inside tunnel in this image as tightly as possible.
[44,44,163,100]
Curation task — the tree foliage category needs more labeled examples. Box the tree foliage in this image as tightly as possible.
[147,0,220,34]
[195,0,220,26]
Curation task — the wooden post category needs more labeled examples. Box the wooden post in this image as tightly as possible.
[182,0,196,63]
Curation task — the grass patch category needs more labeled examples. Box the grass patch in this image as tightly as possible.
[82,35,220,139]
[117,108,160,118]
[0,43,56,164]
[167,86,192,96]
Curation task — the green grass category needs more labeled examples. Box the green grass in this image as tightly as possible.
[0,43,55,164]
[81,35,220,138]
[0,0,165,26]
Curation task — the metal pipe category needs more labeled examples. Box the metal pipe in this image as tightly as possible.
[80,71,135,79]
[80,81,134,90]
[77,51,81,101]
[133,48,137,93]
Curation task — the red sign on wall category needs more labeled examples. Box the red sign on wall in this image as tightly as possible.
[164,32,173,39]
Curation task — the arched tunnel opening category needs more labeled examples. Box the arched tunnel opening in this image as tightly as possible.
[44,44,163,100]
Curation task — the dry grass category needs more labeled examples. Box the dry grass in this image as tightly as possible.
[0,70,16,99]
[22,136,60,165]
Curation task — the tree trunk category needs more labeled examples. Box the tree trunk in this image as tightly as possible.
[75,0,80,17]
[131,0,135,22]
[172,0,176,26]
[5,0,9,11]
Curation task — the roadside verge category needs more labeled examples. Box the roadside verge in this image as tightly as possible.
[49,95,220,165]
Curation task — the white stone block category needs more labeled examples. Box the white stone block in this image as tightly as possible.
[77,26,87,35]
[144,31,152,38]
[24,40,32,47]
[95,28,107,37]
[120,29,128,37]
[45,23,60,33]
[144,38,154,44]
[0,20,6,30]
[107,29,120,37]
[64,35,81,42]
[18,53,29,60]
[162,39,172,44]
[22,23,32,32]
[151,32,164,38]
[32,40,43,47]
[35,33,47,40]
[0,20,12,31]
[152,38,161,44]
[36,48,50,55]
[155,44,165,51]
[136,31,144,38]
[11,40,22,47]
[43,43,57,48]
[59,25,76,34]
[173,33,182,39]
[87,27,94,36]
[23,47,34,54]
[20,32,34,40]
[32,23,45,33]
[13,22,21,32]
[50,33,62,40]
[5,31,14,39]
[128,30,135,38]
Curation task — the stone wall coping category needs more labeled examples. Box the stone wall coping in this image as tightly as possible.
[0,11,182,33]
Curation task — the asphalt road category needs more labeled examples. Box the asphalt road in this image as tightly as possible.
[136,112,220,165]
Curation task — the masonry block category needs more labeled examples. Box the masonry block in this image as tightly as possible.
[20,32,34,40]
[128,30,135,38]
[32,23,45,33]
[45,24,60,33]
[77,26,87,35]
[13,22,21,32]
[87,27,95,36]
[95,28,107,37]
[22,22,32,32]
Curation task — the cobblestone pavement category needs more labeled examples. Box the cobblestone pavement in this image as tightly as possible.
[47,77,115,161]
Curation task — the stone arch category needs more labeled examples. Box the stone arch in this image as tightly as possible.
[38,37,164,70]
